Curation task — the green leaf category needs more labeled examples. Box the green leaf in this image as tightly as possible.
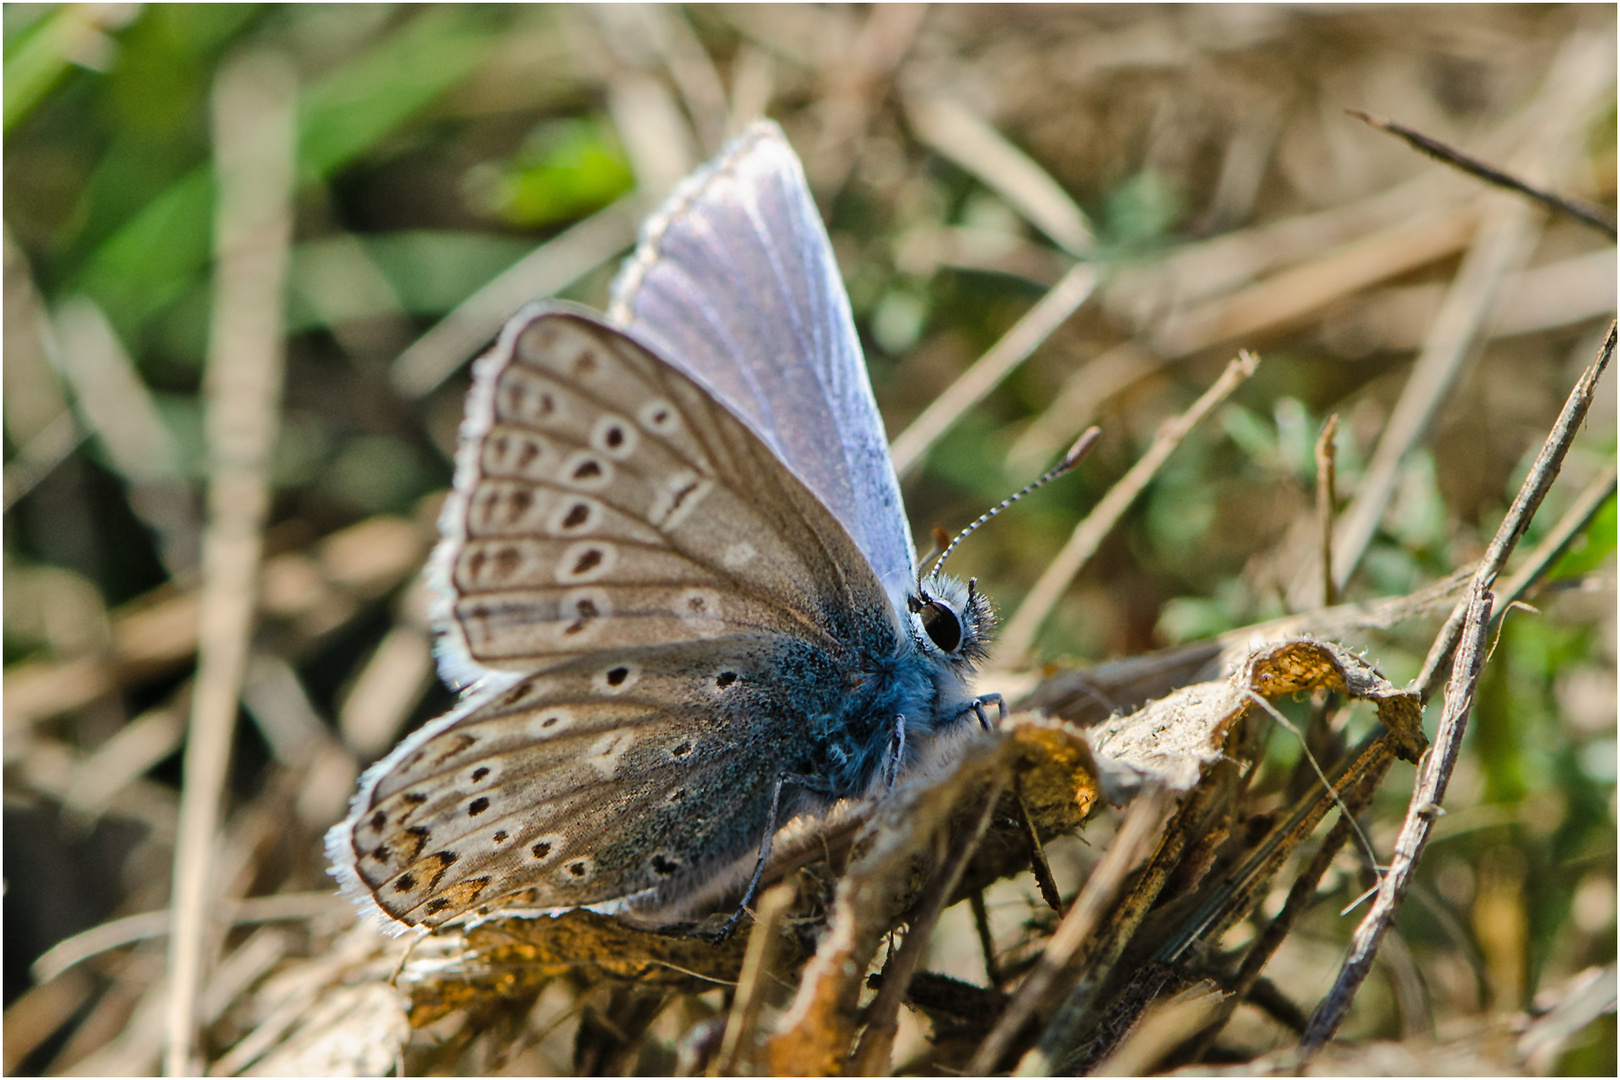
[470,117,636,228]
[71,7,499,341]
[1547,492,1617,582]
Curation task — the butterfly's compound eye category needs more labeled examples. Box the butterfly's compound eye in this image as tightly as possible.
[917,599,963,654]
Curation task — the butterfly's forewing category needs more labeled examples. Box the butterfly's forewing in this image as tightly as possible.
[609,121,917,605]
[429,307,891,689]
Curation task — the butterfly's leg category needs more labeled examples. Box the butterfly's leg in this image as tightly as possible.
[966,693,1007,731]
[883,714,907,790]
[712,774,788,942]
[711,771,835,943]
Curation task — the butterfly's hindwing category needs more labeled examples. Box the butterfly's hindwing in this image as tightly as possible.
[344,637,857,927]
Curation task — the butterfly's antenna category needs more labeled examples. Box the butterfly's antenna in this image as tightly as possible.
[925,427,1101,585]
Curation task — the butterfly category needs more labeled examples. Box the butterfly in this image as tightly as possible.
[326,121,998,934]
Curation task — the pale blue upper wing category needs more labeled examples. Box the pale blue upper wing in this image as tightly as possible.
[608,121,917,605]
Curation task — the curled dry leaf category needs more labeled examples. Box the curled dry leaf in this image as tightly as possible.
[1084,637,1427,802]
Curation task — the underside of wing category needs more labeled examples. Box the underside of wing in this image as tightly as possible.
[327,639,844,931]
[608,121,917,603]
[431,308,895,688]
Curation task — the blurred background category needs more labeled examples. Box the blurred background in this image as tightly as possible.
[3,4,1614,1074]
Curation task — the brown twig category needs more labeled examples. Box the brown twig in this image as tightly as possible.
[849,776,1004,1074]
[1302,580,1494,1050]
[1347,108,1617,240]
[1303,319,1613,1049]
[1414,321,1613,701]
[969,889,1002,988]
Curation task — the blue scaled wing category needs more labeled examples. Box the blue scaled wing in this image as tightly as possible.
[608,121,917,604]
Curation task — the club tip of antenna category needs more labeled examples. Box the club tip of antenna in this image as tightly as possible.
[1058,427,1102,472]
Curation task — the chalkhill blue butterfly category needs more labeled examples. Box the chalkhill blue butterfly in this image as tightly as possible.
[326,121,1010,934]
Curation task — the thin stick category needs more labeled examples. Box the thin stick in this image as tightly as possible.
[999,351,1260,666]
[889,261,1100,478]
[970,889,1002,988]
[163,51,296,1078]
[1302,581,1494,1049]
[1346,109,1617,240]
[713,883,794,1076]
[1303,321,1613,1049]
[849,776,1005,1075]
[1315,414,1340,608]
[1414,322,1613,700]
[966,786,1175,1076]
[1186,756,1390,1061]
[1496,462,1617,612]
[1015,779,1064,915]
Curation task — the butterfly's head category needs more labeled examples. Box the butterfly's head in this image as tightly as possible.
[908,573,993,670]
[908,428,1100,671]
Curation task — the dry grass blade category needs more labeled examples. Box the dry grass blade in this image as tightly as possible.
[1330,31,1614,594]
[1183,754,1391,1060]
[999,351,1260,667]
[33,893,346,985]
[713,883,794,1076]
[1314,414,1340,608]
[2,232,85,511]
[1329,194,1543,594]
[2,514,429,732]
[1090,980,1225,1076]
[889,261,1099,478]
[163,50,297,1077]
[49,297,197,573]
[390,199,642,398]
[905,95,1095,256]
[1152,207,1481,360]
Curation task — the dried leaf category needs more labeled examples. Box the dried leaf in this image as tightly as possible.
[1087,638,1426,802]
